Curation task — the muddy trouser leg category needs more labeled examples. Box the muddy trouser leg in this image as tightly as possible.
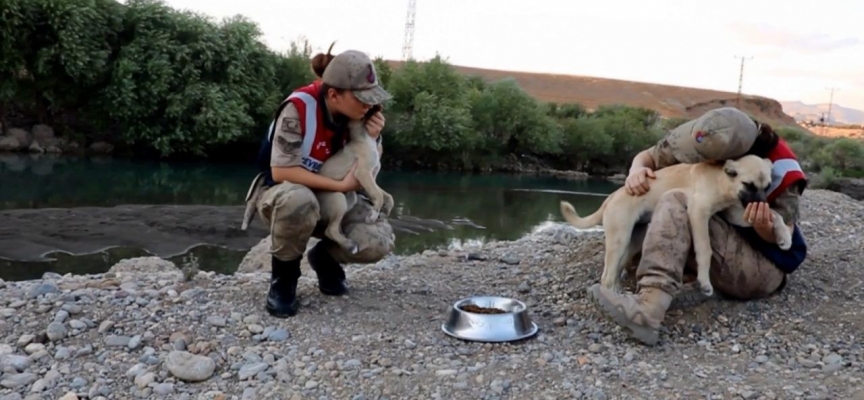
[636,196,786,307]
[588,191,699,344]
[702,217,786,300]
[256,182,321,317]
[307,192,396,295]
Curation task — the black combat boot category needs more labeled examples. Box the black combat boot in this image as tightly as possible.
[266,256,301,318]
[307,240,349,296]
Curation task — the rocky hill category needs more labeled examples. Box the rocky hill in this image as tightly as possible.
[388,61,800,128]
[781,101,864,125]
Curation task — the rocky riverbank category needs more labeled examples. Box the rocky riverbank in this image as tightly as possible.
[826,177,864,201]
[0,125,598,184]
[0,189,862,399]
[0,124,113,156]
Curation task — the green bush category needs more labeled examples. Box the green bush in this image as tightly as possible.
[2,0,862,177]
[776,126,864,177]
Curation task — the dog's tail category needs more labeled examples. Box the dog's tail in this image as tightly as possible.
[559,199,606,229]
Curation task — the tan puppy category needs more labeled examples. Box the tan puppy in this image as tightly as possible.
[560,155,792,297]
[316,105,394,254]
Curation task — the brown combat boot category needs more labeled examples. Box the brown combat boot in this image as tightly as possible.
[588,283,673,346]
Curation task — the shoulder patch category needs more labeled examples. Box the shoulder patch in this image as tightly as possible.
[281,117,301,134]
[276,134,302,152]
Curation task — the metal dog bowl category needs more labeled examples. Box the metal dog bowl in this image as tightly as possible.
[441,296,539,342]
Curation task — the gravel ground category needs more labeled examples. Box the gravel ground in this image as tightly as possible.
[0,189,862,400]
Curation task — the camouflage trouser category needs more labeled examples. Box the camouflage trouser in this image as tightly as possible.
[633,191,786,300]
[256,182,395,263]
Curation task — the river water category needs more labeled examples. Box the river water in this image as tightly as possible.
[0,153,618,279]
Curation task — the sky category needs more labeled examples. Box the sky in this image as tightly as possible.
[159,0,864,111]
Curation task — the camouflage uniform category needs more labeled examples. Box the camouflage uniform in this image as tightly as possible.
[589,107,804,345]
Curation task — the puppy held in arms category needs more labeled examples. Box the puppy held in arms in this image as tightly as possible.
[315,104,395,254]
[559,155,793,297]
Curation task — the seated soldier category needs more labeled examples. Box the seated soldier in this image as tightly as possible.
[589,107,808,345]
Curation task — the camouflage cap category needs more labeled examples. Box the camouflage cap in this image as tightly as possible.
[664,107,760,163]
[322,50,392,105]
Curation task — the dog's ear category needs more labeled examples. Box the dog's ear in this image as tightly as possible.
[723,159,738,178]
[762,157,773,171]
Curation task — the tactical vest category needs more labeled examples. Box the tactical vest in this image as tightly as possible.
[256,80,345,187]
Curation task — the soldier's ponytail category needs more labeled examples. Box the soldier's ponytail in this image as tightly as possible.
[746,119,780,158]
[311,41,337,78]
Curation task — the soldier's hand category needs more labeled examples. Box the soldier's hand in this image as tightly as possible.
[625,167,655,196]
[365,111,385,138]
[339,162,362,192]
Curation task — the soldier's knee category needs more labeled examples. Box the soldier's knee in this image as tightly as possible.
[332,221,395,264]
[356,239,391,263]
[269,183,321,233]
[659,190,688,206]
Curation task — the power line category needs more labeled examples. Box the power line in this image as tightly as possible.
[401,0,416,61]
[734,55,753,108]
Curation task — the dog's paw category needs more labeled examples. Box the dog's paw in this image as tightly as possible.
[599,277,613,290]
[611,280,625,294]
[335,239,360,254]
[697,278,714,297]
[776,233,793,250]
[345,240,360,255]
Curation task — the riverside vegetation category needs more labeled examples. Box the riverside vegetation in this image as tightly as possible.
[2,0,864,181]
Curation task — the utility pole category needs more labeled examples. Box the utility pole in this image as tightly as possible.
[401,0,417,61]
[734,55,753,109]
[825,87,839,127]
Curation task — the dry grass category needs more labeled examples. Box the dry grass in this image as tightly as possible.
[803,125,864,139]
[386,60,830,133]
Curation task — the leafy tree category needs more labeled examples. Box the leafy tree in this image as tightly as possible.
[548,103,588,120]
[372,57,392,89]
[468,78,561,155]
[560,116,613,168]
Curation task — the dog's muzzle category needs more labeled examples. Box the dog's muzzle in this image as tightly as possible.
[738,189,767,206]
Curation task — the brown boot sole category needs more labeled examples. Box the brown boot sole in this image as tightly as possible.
[588,285,660,346]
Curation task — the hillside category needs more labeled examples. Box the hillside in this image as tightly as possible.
[387,61,798,128]
[780,101,864,125]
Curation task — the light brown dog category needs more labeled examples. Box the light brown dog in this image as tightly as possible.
[560,155,792,297]
[315,105,394,254]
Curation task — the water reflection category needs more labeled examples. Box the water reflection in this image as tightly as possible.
[0,153,619,280]
[0,244,246,282]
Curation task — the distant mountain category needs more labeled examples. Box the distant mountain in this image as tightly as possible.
[780,101,864,125]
